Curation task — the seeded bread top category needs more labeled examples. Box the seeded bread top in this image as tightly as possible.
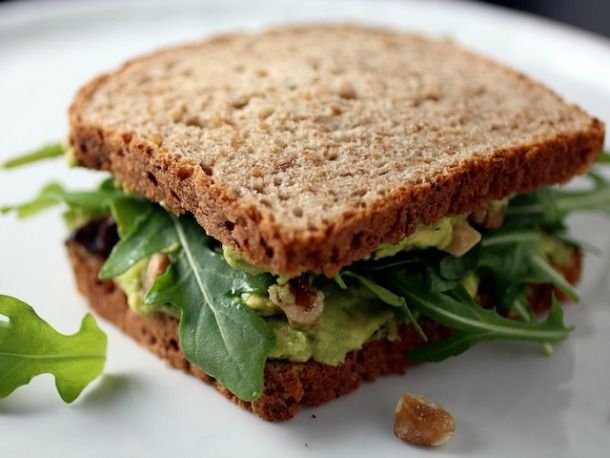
[69,25,604,276]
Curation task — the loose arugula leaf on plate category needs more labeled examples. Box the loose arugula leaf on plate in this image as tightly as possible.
[144,216,275,401]
[0,142,65,169]
[0,295,107,402]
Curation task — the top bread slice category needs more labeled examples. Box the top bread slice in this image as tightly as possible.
[69,24,605,276]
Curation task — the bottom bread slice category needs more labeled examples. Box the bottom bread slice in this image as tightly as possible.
[66,241,582,421]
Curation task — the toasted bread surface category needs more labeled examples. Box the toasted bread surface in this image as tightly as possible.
[66,240,582,421]
[69,25,604,275]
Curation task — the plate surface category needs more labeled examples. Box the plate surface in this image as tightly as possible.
[0,1,609,457]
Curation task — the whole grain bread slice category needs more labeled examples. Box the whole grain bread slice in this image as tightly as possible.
[69,24,604,276]
[66,240,582,421]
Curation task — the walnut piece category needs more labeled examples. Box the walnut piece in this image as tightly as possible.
[142,253,170,292]
[470,206,506,229]
[394,393,455,447]
[268,275,325,327]
[444,220,481,257]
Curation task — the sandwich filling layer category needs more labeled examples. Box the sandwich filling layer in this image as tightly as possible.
[74,208,577,365]
[9,162,609,402]
[104,205,573,366]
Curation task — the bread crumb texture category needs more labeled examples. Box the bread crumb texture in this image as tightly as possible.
[69,25,604,275]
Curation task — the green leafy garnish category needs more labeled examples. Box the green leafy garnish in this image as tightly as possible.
[100,203,275,401]
[407,295,567,362]
[348,222,580,362]
[0,143,66,169]
[597,151,610,164]
[389,277,570,339]
[145,216,275,401]
[1,180,121,219]
[0,295,107,402]
[1,178,150,234]
[506,171,610,228]
[99,205,178,278]
[478,230,579,309]
[372,167,610,361]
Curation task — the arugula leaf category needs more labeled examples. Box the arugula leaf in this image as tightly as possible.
[99,205,178,279]
[0,143,65,169]
[505,172,610,228]
[407,331,492,362]
[1,181,123,219]
[408,295,567,362]
[343,272,426,340]
[385,272,571,342]
[333,273,348,290]
[0,295,107,402]
[478,229,579,309]
[597,150,610,164]
[1,179,151,237]
[438,248,479,280]
[1,183,65,217]
[107,197,152,236]
[528,254,579,301]
[144,216,275,401]
[511,294,554,356]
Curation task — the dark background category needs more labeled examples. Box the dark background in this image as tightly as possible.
[478,0,609,37]
[0,0,608,37]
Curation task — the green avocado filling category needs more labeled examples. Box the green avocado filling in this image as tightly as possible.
[267,286,397,365]
[373,217,456,259]
[116,259,180,318]
[5,143,609,402]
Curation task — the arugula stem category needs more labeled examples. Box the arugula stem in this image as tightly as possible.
[481,231,540,247]
[512,297,554,356]
[0,143,65,169]
[507,179,610,218]
[529,254,579,301]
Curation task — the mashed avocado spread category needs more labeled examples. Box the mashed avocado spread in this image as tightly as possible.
[116,258,180,318]
[267,285,397,365]
[224,215,465,271]
[373,217,456,259]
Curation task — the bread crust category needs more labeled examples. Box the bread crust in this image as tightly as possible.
[68,25,605,276]
[66,241,582,421]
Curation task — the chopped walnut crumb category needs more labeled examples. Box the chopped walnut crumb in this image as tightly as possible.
[394,393,455,447]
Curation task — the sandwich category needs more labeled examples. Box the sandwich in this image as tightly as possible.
[3,25,607,421]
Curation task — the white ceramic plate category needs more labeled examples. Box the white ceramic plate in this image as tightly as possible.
[1,1,609,456]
